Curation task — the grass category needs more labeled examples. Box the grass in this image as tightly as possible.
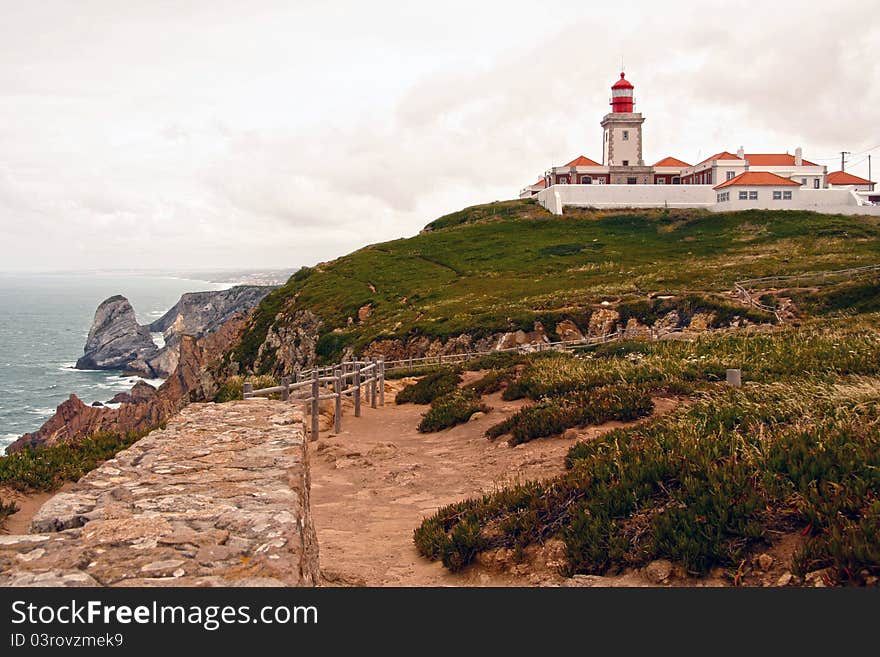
[787,277,880,315]
[396,368,462,405]
[0,430,148,493]
[0,498,18,529]
[227,201,880,373]
[486,384,654,445]
[413,315,880,584]
[214,374,281,402]
[418,389,487,433]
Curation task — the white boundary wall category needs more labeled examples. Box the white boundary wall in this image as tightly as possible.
[538,184,880,216]
[536,184,715,214]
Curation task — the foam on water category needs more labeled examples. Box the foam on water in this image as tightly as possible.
[0,273,227,440]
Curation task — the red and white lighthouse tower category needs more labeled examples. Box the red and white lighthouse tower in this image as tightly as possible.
[610,72,635,113]
[601,71,646,175]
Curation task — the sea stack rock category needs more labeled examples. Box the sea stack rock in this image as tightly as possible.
[75,295,158,372]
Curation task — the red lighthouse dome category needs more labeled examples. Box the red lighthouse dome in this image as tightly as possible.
[610,72,634,113]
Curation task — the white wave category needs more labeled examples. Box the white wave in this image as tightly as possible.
[26,407,56,416]
[104,402,122,410]
[0,434,19,449]
[151,332,166,349]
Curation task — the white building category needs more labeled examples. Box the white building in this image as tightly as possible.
[522,72,878,215]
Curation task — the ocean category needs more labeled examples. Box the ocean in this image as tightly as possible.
[0,273,229,452]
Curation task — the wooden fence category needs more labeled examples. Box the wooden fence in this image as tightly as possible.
[244,359,385,439]
[242,329,678,436]
[733,263,880,320]
[244,262,879,437]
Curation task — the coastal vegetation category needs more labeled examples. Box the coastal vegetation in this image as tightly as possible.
[414,315,880,585]
[0,430,149,493]
[396,368,462,405]
[229,201,880,372]
[0,498,18,527]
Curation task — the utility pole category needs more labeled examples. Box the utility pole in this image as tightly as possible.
[869,154,872,182]
[840,151,851,171]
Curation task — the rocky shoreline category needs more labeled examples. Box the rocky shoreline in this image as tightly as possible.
[76,286,273,379]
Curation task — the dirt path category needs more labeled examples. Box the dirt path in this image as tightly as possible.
[310,375,678,586]
[0,485,73,535]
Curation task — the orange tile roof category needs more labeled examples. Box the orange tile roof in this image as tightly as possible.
[533,178,547,188]
[713,171,802,189]
[827,170,874,185]
[564,155,602,167]
[653,156,691,168]
[698,151,743,165]
[746,153,819,167]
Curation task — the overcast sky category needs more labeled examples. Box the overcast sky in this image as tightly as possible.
[1,0,877,272]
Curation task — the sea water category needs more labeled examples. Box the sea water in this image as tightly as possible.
[0,272,229,452]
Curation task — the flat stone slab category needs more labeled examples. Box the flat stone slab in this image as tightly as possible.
[0,400,318,587]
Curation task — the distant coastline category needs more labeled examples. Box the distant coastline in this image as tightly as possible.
[0,268,294,451]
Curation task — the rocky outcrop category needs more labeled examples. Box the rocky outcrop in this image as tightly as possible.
[588,308,620,337]
[252,309,323,375]
[149,286,271,346]
[7,314,246,454]
[75,286,272,379]
[556,320,585,342]
[0,400,319,587]
[75,296,158,372]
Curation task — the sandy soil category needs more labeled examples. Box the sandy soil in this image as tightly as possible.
[0,484,72,535]
[310,373,680,586]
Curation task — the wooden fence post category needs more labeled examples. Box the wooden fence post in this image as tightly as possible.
[281,376,290,401]
[354,362,362,417]
[243,382,253,399]
[334,367,342,434]
[310,369,320,440]
[409,356,413,369]
[378,359,385,406]
[370,358,378,409]
[293,368,300,385]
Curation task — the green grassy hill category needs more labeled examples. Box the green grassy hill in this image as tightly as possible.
[230,200,880,373]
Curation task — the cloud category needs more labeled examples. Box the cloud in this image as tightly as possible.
[0,0,876,271]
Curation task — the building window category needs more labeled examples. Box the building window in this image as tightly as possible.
[727,171,735,180]
[622,160,629,166]
[557,176,568,184]
[627,177,637,185]
[739,191,748,200]
[783,191,792,200]
[595,177,606,184]
[622,130,629,141]
[802,178,808,185]
[581,176,592,184]
[656,177,666,184]
[673,177,680,184]
[748,191,758,200]
[773,191,782,200]
[814,179,820,189]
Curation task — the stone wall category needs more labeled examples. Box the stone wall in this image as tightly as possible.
[0,400,319,587]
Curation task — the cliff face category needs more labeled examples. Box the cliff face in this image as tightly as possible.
[75,296,158,371]
[8,315,247,453]
[75,285,273,378]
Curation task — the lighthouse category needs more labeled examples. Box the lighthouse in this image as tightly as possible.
[601,72,648,181]
[610,72,635,113]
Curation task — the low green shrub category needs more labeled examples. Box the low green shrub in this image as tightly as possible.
[419,389,487,433]
[396,368,462,405]
[468,369,515,396]
[416,378,880,584]
[486,384,654,445]
[385,365,447,380]
[463,352,525,372]
[215,374,280,402]
[0,430,148,492]
[0,498,18,527]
